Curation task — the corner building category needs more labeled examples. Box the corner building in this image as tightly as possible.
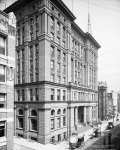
[5,0,100,144]
[0,10,15,150]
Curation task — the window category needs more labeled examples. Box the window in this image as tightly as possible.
[51,74,55,82]
[57,109,61,115]
[50,110,55,130]
[63,116,66,126]
[51,109,55,116]
[63,132,67,140]
[57,22,60,33]
[57,63,60,73]
[22,49,25,83]
[57,49,61,60]
[22,26,25,43]
[36,15,39,36]
[57,118,61,128]
[51,119,55,130]
[30,18,34,40]
[63,90,66,101]
[57,76,61,83]
[30,89,33,101]
[51,89,55,100]
[30,46,33,82]
[0,36,6,55]
[17,109,24,129]
[30,110,37,131]
[22,89,25,101]
[63,65,66,75]
[63,109,66,126]
[35,88,39,101]
[0,65,5,82]
[57,90,60,101]
[50,16,55,31]
[63,53,66,63]
[58,134,61,142]
[50,136,55,143]
[17,51,20,83]
[63,109,66,114]
[63,77,66,84]
[0,94,5,108]
[17,90,20,101]
[50,46,54,57]
[51,60,54,70]
[62,27,65,38]
[0,122,5,137]
[35,44,39,81]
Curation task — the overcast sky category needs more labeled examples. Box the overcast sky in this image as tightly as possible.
[1,0,120,92]
[63,0,120,92]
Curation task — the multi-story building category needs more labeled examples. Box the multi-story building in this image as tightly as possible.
[5,0,100,144]
[0,10,15,150]
[117,92,120,113]
[98,82,107,120]
[106,92,114,119]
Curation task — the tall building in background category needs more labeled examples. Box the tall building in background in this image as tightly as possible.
[117,92,120,113]
[5,0,100,144]
[0,10,15,150]
[106,92,114,119]
[98,82,107,121]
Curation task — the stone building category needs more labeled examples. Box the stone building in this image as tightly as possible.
[117,92,120,114]
[98,82,107,121]
[0,10,15,150]
[5,0,100,144]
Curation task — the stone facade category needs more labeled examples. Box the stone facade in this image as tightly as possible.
[5,0,100,144]
[0,10,15,150]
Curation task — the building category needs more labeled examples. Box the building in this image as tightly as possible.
[98,82,107,121]
[0,10,15,150]
[117,92,120,113]
[5,0,100,144]
[106,92,114,119]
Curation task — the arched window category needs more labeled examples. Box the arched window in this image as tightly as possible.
[63,108,66,127]
[30,109,37,131]
[17,108,24,129]
[50,109,55,130]
[57,109,61,115]
[63,109,66,114]
[51,109,55,116]
[18,109,24,115]
[31,110,37,116]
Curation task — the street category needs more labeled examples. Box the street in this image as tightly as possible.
[75,121,120,150]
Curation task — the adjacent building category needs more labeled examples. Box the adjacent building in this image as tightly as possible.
[117,92,120,113]
[0,10,15,150]
[5,0,100,144]
[98,82,107,121]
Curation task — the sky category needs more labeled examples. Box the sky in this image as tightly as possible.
[63,0,120,92]
[1,0,120,92]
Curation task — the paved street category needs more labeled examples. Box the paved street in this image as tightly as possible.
[75,121,120,150]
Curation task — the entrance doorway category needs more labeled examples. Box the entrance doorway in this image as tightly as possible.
[78,106,84,123]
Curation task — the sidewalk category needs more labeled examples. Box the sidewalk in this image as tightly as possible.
[14,120,116,150]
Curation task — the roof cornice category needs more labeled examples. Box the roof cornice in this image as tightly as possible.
[85,32,101,49]
[4,0,76,21]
